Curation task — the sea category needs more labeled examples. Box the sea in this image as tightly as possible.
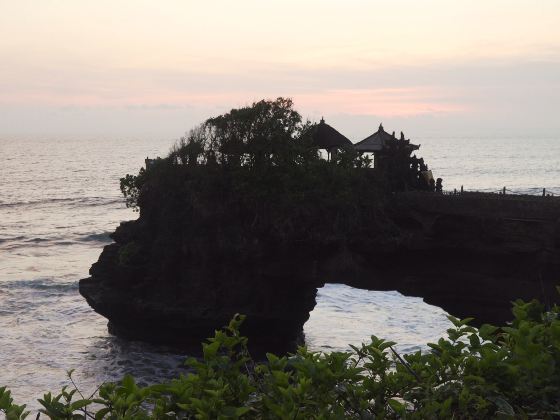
[1,135,559,407]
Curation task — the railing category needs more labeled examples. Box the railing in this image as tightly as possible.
[441,186,556,198]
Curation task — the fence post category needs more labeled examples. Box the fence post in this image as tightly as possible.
[461,185,464,194]
[543,188,546,197]
[503,186,506,195]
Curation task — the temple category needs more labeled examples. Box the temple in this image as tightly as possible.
[311,118,353,161]
[312,120,433,192]
[354,123,419,169]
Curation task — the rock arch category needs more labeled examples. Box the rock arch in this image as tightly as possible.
[80,193,560,353]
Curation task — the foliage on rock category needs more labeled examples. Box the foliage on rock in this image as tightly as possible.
[119,169,146,212]
[4,296,560,419]
[118,98,391,259]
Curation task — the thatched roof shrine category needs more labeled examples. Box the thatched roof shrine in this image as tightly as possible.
[312,118,353,151]
[354,123,419,153]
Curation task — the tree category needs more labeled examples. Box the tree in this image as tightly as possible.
[204,97,314,168]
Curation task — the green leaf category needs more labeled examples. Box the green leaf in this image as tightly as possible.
[440,397,453,415]
[464,375,485,384]
[447,315,461,327]
[235,406,251,416]
[488,396,515,416]
[460,317,474,325]
[70,399,92,411]
[203,341,221,360]
[121,374,136,392]
[469,333,481,348]
[95,407,111,420]
[388,398,406,414]
[479,324,498,340]
[0,387,13,410]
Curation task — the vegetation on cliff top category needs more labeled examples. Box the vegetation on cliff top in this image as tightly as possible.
[119,98,392,261]
[120,98,373,210]
[3,296,560,419]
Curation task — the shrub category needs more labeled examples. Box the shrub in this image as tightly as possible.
[119,169,146,212]
[3,296,560,419]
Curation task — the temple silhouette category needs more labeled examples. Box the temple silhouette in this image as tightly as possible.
[312,119,436,192]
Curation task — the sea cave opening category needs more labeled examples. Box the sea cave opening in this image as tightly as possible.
[303,283,453,354]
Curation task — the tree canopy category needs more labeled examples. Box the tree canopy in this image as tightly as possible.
[168,98,324,169]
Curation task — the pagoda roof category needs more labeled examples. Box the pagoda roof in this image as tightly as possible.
[354,123,419,152]
[312,118,353,151]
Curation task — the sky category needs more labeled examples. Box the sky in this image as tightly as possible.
[1,0,560,140]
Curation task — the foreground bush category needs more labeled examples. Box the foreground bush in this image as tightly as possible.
[2,297,560,419]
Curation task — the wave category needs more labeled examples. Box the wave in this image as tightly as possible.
[0,236,26,244]
[2,278,79,293]
[0,196,124,209]
[81,232,113,242]
[0,231,113,250]
[26,237,50,243]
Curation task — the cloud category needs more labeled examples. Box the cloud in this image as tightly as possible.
[294,88,466,117]
[1,54,559,137]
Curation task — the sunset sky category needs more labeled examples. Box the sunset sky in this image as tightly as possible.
[2,0,560,139]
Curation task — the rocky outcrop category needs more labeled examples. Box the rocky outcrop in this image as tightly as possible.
[375,193,560,324]
[80,222,320,353]
[80,189,560,352]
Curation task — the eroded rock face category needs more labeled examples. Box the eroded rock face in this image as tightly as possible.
[79,161,392,353]
[80,191,560,352]
[80,226,320,353]
[377,193,560,325]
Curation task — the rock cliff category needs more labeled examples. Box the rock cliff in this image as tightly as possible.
[351,192,560,325]
[80,179,560,352]
[80,159,392,352]
[78,98,560,352]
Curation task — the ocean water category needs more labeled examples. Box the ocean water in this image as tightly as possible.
[1,135,559,407]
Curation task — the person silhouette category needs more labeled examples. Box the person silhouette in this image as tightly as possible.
[435,178,443,193]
